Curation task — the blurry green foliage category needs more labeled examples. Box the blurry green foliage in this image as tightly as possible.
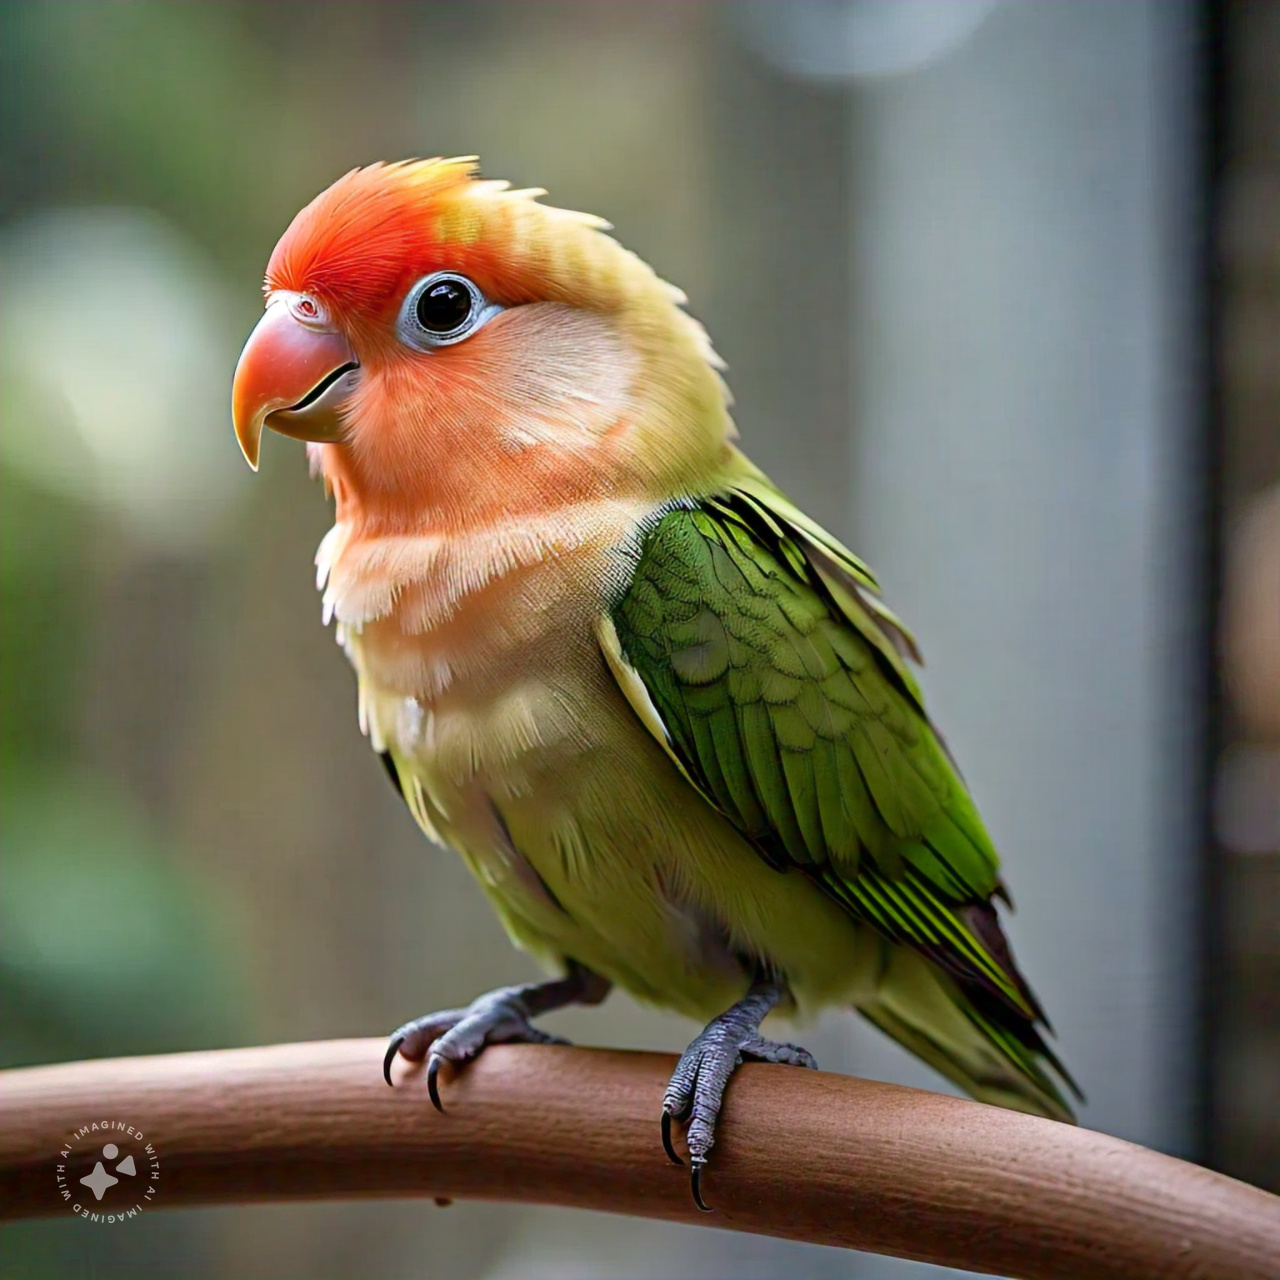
[0,767,245,1067]
[0,466,248,1069]
[1,0,257,1083]
[0,0,276,260]
[0,470,88,765]
[0,459,246,1274]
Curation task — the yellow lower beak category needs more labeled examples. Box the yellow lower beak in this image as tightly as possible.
[231,302,359,470]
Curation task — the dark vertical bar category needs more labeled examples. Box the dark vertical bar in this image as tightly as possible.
[1197,0,1230,1175]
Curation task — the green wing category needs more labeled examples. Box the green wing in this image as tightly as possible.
[607,484,1079,1120]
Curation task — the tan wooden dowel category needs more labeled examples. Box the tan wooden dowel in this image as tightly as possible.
[2,1040,1276,1279]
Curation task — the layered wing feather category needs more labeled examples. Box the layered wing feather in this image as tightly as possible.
[605,484,1079,1119]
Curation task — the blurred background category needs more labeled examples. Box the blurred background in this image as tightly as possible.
[0,2,1275,1278]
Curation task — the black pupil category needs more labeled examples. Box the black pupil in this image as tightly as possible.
[416,278,473,334]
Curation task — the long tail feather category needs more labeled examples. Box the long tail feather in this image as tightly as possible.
[857,944,1078,1123]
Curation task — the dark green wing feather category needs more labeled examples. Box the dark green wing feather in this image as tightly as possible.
[607,485,1079,1119]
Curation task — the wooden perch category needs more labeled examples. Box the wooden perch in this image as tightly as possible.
[2,1040,1276,1279]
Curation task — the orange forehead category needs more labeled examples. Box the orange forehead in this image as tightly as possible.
[265,158,524,320]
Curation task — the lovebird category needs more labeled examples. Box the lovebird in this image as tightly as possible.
[232,158,1078,1207]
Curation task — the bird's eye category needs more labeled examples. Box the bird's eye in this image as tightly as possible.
[417,278,472,333]
[398,272,500,350]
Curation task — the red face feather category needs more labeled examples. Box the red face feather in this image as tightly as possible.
[234,157,733,535]
[264,158,586,358]
[265,159,474,335]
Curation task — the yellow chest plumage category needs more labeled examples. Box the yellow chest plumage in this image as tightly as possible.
[313,505,876,1023]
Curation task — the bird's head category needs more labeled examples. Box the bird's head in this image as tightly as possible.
[232,158,732,531]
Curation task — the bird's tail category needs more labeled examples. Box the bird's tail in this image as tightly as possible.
[855,943,1080,1124]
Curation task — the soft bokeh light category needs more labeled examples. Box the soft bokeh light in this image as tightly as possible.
[732,0,1002,82]
[0,208,247,550]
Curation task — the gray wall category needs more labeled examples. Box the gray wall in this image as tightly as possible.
[836,16,1205,1276]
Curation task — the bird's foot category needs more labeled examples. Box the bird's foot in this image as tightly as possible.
[384,986,571,1108]
[384,967,608,1110]
[661,976,816,1211]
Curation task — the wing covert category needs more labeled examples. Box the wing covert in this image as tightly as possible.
[606,489,1041,1022]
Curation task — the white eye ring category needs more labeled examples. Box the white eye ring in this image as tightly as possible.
[397,271,502,350]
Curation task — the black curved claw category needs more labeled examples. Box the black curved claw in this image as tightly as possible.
[383,1037,405,1087]
[690,1163,711,1213]
[661,1109,684,1166]
[426,1055,445,1113]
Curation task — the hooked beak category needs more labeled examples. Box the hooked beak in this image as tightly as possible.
[231,301,360,470]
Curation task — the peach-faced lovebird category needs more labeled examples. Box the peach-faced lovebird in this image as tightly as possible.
[232,158,1078,1208]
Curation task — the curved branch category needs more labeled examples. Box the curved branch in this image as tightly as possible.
[2,1040,1275,1278]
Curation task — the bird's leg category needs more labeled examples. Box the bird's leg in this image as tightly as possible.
[384,961,610,1110]
[661,972,817,1211]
